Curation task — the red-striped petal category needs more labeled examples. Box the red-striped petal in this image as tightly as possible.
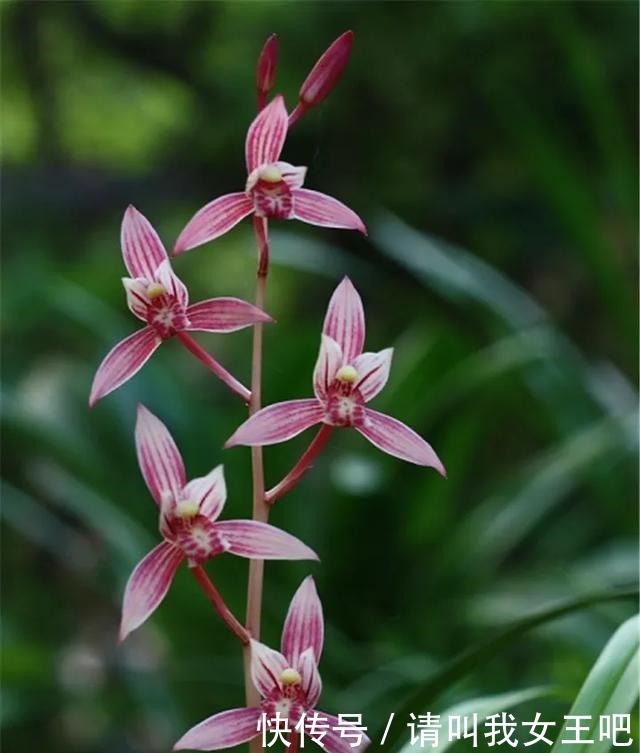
[356,409,446,474]
[185,298,272,333]
[215,520,319,561]
[173,707,261,751]
[298,647,322,709]
[174,193,254,255]
[245,95,288,173]
[313,335,343,400]
[182,464,226,522]
[322,277,365,364]
[352,349,393,403]
[89,327,161,407]
[250,639,288,697]
[119,540,183,641]
[225,399,324,447]
[281,576,324,667]
[314,711,370,753]
[121,205,168,279]
[135,404,187,507]
[292,189,366,234]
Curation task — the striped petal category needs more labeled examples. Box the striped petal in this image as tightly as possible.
[351,349,393,403]
[122,277,150,321]
[315,711,370,753]
[357,409,446,474]
[135,404,187,507]
[89,326,161,407]
[292,189,366,234]
[215,520,319,561]
[154,259,189,308]
[245,94,288,173]
[282,576,324,667]
[322,277,365,364]
[121,205,168,279]
[250,639,288,697]
[225,399,324,448]
[298,647,322,709]
[173,707,261,751]
[174,193,254,255]
[182,464,226,522]
[313,335,343,400]
[119,540,183,641]
[185,298,272,333]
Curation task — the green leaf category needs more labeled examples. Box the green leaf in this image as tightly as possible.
[370,587,638,752]
[550,614,639,753]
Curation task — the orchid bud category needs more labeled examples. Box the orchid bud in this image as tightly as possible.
[299,30,353,109]
[256,34,278,108]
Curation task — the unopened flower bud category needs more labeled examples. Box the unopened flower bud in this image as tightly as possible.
[256,34,278,97]
[299,31,353,109]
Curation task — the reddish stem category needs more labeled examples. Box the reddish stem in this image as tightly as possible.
[176,332,251,404]
[191,566,250,645]
[256,90,266,112]
[265,425,332,505]
[287,102,308,128]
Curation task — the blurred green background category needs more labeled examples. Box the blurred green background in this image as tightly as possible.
[2,1,638,752]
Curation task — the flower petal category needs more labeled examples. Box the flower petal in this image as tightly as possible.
[292,189,366,234]
[356,409,446,474]
[322,277,365,364]
[298,647,322,709]
[282,576,324,667]
[182,464,226,522]
[122,277,150,321]
[314,711,370,753]
[154,259,189,308]
[215,521,319,561]
[119,540,183,641]
[174,193,254,255]
[185,298,272,333]
[351,348,393,403]
[135,404,187,507]
[173,707,261,751]
[89,327,161,407]
[245,94,288,173]
[121,205,168,279]
[225,399,324,447]
[250,639,288,697]
[313,335,343,400]
[276,161,307,190]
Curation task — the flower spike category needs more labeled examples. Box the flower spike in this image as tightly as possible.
[89,206,272,406]
[173,578,370,753]
[119,406,318,641]
[226,277,446,474]
[174,95,365,255]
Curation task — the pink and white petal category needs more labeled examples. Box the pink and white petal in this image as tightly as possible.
[135,404,187,507]
[245,94,288,173]
[322,276,365,364]
[313,711,370,753]
[215,520,319,561]
[182,464,226,522]
[121,205,168,279]
[356,409,446,474]
[352,348,393,403]
[313,335,343,400]
[89,327,161,407]
[119,540,183,641]
[174,193,254,255]
[225,399,324,448]
[185,297,273,334]
[292,189,366,235]
[122,277,150,321]
[297,647,322,709]
[154,259,189,308]
[250,639,288,697]
[282,576,324,666]
[173,707,261,751]
[275,161,307,190]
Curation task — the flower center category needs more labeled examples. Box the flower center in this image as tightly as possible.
[146,282,166,299]
[335,365,358,383]
[260,165,282,183]
[175,499,199,518]
[280,668,301,686]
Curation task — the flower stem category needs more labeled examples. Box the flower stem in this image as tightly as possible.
[244,215,270,719]
[265,425,332,505]
[288,102,308,128]
[191,566,250,645]
[176,331,251,404]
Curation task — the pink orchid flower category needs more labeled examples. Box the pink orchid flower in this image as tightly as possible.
[225,277,446,473]
[174,576,369,753]
[89,206,271,406]
[120,405,318,641]
[173,96,366,255]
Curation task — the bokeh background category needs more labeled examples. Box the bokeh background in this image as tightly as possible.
[2,1,638,752]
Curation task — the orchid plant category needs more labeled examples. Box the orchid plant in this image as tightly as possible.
[90,31,445,752]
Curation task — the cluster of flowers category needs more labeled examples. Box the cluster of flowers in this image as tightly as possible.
[89,31,445,752]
